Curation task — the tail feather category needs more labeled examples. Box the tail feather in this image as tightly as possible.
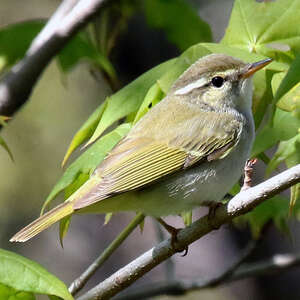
[10,202,74,242]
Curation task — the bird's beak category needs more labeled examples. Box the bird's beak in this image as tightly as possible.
[241,58,272,78]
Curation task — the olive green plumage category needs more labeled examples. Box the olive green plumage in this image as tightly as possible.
[10,54,271,242]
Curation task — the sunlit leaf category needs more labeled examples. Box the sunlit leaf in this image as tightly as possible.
[222,0,300,60]
[252,108,300,157]
[274,53,300,102]
[266,134,300,176]
[283,135,300,213]
[62,102,107,166]
[85,59,176,146]
[261,134,300,214]
[0,249,73,300]
[277,82,300,116]
[0,283,35,300]
[0,115,10,127]
[104,213,113,225]
[0,135,13,161]
[181,211,192,227]
[133,83,165,124]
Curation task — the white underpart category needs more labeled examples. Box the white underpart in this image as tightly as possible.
[174,77,207,95]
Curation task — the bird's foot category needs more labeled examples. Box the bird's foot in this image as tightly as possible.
[208,202,222,219]
[241,158,258,191]
[156,218,188,256]
[207,202,222,230]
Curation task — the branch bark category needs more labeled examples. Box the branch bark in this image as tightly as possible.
[0,0,108,117]
[115,253,300,300]
[76,164,300,300]
[69,213,145,296]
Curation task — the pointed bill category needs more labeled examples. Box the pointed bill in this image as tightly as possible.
[242,58,272,78]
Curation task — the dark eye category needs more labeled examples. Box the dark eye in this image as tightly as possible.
[211,76,224,88]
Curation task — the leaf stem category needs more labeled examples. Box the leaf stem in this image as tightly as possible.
[69,212,145,296]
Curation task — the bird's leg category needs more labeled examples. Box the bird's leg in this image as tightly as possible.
[156,218,188,256]
[241,158,258,191]
[208,202,222,220]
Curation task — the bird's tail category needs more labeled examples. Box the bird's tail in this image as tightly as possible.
[10,201,74,242]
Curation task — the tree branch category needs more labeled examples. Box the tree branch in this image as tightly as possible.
[76,164,300,300]
[114,252,300,300]
[0,0,109,117]
[69,213,145,296]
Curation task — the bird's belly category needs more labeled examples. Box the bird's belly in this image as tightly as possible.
[139,134,251,215]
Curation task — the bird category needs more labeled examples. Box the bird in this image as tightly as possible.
[10,54,272,242]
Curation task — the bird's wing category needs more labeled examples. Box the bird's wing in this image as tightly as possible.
[73,109,243,210]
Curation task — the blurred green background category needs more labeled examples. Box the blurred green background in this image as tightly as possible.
[1,1,300,299]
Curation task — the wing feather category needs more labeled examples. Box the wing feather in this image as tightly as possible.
[73,108,243,210]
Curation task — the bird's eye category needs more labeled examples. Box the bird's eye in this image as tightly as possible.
[211,76,224,88]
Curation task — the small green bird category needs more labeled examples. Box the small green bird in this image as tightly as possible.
[11,54,271,242]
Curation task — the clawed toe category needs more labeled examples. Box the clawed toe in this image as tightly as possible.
[156,218,188,255]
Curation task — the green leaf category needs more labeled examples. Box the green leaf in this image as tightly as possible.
[252,108,300,157]
[59,217,71,247]
[0,21,43,72]
[237,196,290,238]
[271,54,300,116]
[144,0,212,51]
[0,20,115,80]
[262,134,300,213]
[0,115,10,127]
[0,249,73,300]
[42,123,131,212]
[62,102,107,167]
[281,135,300,211]
[181,211,192,227]
[222,0,300,59]
[133,83,165,124]
[266,134,300,176]
[57,32,116,80]
[85,58,176,146]
[0,135,13,161]
[0,283,35,300]
[277,81,300,116]
[274,53,300,102]
[104,213,113,225]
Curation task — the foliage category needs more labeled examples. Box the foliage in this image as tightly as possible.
[0,116,13,160]
[144,0,212,51]
[1,0,300,293]
[0,249,73,300]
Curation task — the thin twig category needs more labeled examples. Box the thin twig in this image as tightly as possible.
[69,213,145,296]
[0,0,110,117]
[114,239,259,300]
[76,164,300,300]
[202,239,258,288]
[114,252,300,300]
